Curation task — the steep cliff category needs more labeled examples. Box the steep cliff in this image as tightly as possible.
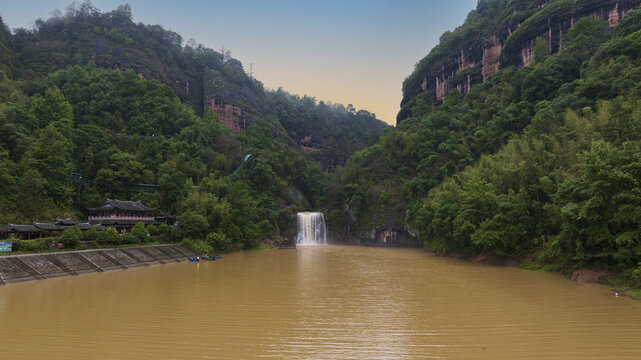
[5,3,387,170]
[399,0,641,123]
[202,67,287,138]
[12,5,211,110]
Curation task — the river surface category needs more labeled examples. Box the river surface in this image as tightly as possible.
[1,246,641,359]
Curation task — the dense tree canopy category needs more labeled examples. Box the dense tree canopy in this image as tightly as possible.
[326,11,641,287]
[0,3,384,252]
[5,1,641,291]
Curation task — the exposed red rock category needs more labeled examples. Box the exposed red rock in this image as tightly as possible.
[521,39,535,68]
[206,98,245,134]
[571,269,612,283]
[435,72,452,101]
[404,1,641,113]
[481,35,502,82]
[420,76,428,93]
[301,146,321,154]
[300,135,322,153]
[458,48,475,72]
[608,2,620,27]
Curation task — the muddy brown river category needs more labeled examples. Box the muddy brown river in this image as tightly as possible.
[1,246,640,359]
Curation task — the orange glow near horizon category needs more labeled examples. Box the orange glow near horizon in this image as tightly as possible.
[3,0,479,126]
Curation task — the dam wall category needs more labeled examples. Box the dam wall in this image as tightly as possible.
[0,244,197,285]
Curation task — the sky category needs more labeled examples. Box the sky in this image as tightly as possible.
[1,0,478,125]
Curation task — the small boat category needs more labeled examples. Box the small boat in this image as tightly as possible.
[189,257,200,262]
[201,255,223,261]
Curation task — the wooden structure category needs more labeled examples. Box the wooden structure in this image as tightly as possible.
[87,199,155,223]
[0,221,107,240]
[155,212,176,226]
[0,199,172,241]
[0,225,43,240]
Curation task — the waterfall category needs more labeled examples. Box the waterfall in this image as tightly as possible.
[295,212,327,245]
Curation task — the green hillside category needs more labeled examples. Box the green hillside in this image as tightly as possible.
[0,4,386,253]
[326,3,641,291]
[399,0,641,121]
[5,4,388,166]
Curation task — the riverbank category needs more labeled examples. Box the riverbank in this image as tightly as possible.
[0,244,197,285]
[426,248,641,300]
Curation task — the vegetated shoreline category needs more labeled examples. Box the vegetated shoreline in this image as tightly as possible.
[5,235,637,299]
[305,237,636,298]
[328,235,627,294]
[425,246,639,299]
[330,233,641,300]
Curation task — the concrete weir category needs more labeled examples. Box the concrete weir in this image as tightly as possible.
[0,244,197,285]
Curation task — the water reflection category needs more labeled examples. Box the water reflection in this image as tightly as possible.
[0,246,640,359]
[289,246,414,359]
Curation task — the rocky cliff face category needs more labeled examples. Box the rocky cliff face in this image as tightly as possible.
[202,68,281,136]
[87,38,197,106]
[206,99,245,134]
[399,0,641,123]
[501,0,639,68]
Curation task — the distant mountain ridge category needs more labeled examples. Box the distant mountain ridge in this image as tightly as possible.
[2,3,388,167]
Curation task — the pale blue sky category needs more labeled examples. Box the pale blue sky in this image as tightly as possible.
[1,0,478,124]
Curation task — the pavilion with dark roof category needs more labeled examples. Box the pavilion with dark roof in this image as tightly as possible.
[86,198,160,230]
[87,199,155,222]
[0,221,107,240]
[0,224,43,240]
[0,199,170,241]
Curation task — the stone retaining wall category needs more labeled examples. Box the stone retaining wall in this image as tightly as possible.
[0,244,197,285]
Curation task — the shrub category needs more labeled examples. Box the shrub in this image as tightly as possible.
[178,211,209,238]
[146,224,159,236]
[96,228,120,246]
[180,237,213,255]
[84,227,99,241]
[158,223,170,236]
[167,225,181,243]
[132,222,147,243]
[60,226,82,248]
[206,232,233,252]
[121,232,136,245]
[16,238,49,252]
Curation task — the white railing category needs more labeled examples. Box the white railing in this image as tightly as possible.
[88,216,155,221]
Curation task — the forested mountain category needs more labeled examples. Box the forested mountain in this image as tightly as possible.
[326,0,641,289]
[5,3,387,163]
[267,89,384,169]
[6,0,641,291]
[0,3,386,252]
[398,0,641,121]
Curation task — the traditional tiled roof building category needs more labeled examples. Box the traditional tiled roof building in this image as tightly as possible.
[0,199,168,240]
[0,224,43,240]
[86,199,155,223]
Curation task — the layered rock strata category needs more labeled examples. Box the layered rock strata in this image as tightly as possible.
[400,0,641,123]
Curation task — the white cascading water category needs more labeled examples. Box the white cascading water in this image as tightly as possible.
[295,212,327,245]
